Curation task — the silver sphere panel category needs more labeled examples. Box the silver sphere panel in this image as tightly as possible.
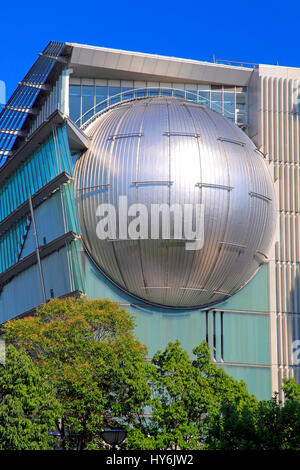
[74,97,276,308]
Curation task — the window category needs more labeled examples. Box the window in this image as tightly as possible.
[96,86,108,102]
[236,92,247,110]
[211,91,222,113]
[236,92,247,124]
[121,87,134,100]
[69,85,81,123]
[224,92,235,121]
[108,86,121,97]
[69,80,248,129]
[82,86,95,123]
[198,91,210,106]
[186,89,197,102]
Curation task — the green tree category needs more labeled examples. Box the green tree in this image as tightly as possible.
[0,345,59,450]
[127,340,256,450]
[206,378,300,450]
[4,298,150,450]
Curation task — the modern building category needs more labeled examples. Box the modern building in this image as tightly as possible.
[0,41,299,400]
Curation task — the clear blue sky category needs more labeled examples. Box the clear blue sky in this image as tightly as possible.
[1,0,300,100]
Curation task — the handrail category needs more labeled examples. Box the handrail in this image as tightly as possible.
[213,58,259,69]
[76,87,244,131]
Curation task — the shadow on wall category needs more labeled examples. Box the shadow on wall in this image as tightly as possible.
[290,272,300,384]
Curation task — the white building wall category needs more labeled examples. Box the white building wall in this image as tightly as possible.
[255,65,300,397]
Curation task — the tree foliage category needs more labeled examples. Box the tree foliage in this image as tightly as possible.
[4,297,150,450]
[0,345,60,450]
[206,377,300,450]
[2,298,300,451]
[127,340,256,450]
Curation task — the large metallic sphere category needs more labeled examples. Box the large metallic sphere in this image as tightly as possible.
[74,96,276,308]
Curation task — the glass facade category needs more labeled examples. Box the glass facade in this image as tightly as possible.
[0,124,73,274]
[69,80,248,128]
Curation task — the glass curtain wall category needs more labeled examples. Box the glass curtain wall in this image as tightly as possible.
[0,124,73,273]
[69,80,247,128]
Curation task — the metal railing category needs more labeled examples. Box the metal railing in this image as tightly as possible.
[211,55,259,69]
[76,87,246,131]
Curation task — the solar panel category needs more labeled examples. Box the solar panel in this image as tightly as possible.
[0,41,67,167]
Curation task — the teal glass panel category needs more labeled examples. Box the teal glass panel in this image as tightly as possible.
[0,246,76,323]
[0,216,29,272]
[61,182,81,234]
[219,364,271,400]
[217,264,269,312]
[132,306,206,358]
[0,123,73,273]
[69,241,85,293]
[222,312,270,365]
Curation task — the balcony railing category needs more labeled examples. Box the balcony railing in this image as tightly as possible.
[76,87,247,131]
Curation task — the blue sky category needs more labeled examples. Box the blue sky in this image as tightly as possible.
[1,0,300,100]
